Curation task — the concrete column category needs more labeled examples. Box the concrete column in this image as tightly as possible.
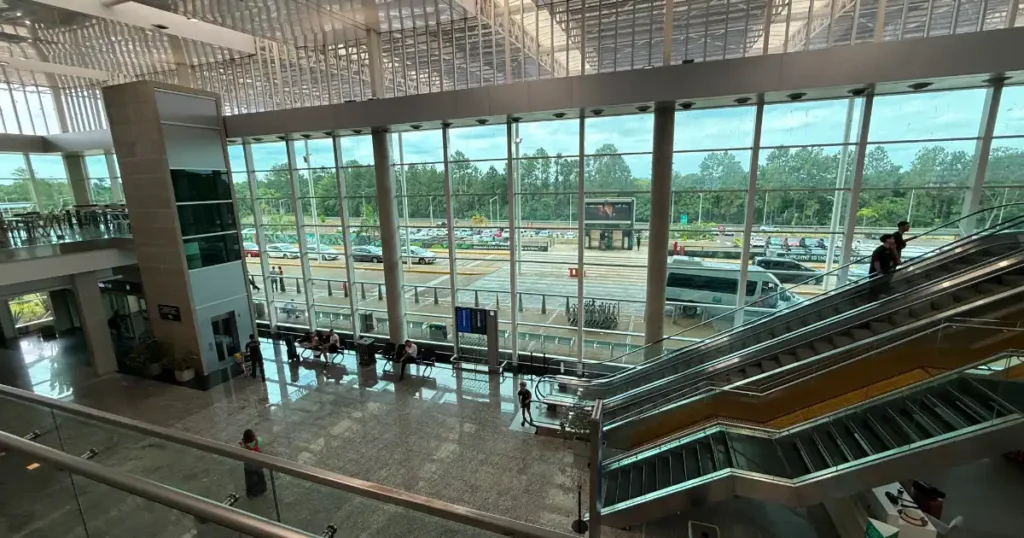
[63,155,92,205]
[72,272,117,376]
[372,127,407,343]
[0,299,17,343]
[49,289,76,334]
[643,102,676,358]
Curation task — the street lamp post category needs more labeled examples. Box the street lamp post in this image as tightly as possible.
[698,192,704,224]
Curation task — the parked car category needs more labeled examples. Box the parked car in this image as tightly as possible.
[755,257,824,285]
[266,243,301,259]
[243,242,260,257]
[402,246,437,264]
[749,236,766,248]
[351,245,384,263]
[306,244,340,261]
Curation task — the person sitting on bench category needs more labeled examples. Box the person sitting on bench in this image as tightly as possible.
[398,339,417,381]
[324,329,341,361]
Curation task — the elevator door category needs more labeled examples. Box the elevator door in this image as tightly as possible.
[210,313,239,363]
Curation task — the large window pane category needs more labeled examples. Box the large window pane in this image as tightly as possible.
[869,89,987,142]
[184,233,242,269]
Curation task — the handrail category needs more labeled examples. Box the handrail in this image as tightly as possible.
[600,236,1024,412]
[535,204,1024,400]
[0,430,314,538]
[0,385,575,538]
[607,277,1024,429]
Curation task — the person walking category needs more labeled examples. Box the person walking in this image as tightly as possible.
[246,333,265,381]
[635,233,642,251]
[893,220,910,265]
[277,266,286,293]
[269,267,278,292]
[397,339,417,381]
[518,381,534,427]
[240,429,267,497]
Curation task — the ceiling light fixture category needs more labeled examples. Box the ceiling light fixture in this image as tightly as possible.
[848,87,868,96]
[786,92,807,101]
[591,108,604,116]
[635,105,651,112]
[552,112,567,119]
[475,118,489,125]
[733,97,751,104]
[152,23,169,30]
[410,124,422,130]
[678,101,694,110]
[907,82,933,91]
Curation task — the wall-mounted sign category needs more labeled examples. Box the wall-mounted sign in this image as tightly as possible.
[158,304,182,322]
[98,280,143,294]
[455,306,488,335]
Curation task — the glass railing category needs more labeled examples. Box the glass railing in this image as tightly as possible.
[0,429,313,537]
[606,283,1024,438]
[0,386,572,538]
[1,207,130,249]
[536,203,1024,400]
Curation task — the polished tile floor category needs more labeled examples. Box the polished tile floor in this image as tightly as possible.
[1,335,826,537]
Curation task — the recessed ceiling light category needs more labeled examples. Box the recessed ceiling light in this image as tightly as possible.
[907,82,932,91]
[786,92,807,101]
[678,101,694,110]
[733,97,751,104]
[152,23,170,30]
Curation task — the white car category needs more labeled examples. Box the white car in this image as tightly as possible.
[750,236,767,248]
[266,243,301,259]
[759,225,780,232]
[402,246,437,264]
[306,244,340,261]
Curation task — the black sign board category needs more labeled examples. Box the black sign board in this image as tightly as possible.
[158,304,182,322]
[584,199,634,224]
[455,306,488,335]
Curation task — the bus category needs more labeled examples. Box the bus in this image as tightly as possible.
[665,257,799,315]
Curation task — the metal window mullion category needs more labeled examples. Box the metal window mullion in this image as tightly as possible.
[286,140,315,328]
[663,0,675,65]
[950,0,962,33]
[734,99,764,326]
[22,152,41,208]
[838,91,876,286]
[976,0,988,32]
[506,120,519,364]
[723,0,731,58]
[503,0,512,81]
[480,6,487,84]
[804,0,815,51]
[575,112,585,370]
[15,73,37,135]
[924,0,934,36]
[898,0,910,39]
[875,0,888,41]
[243,142,276,327]
[851,0,863,44]
[762,0,773,55]
[2,69,24,134]
[332,135,360,338]
[441,124,461,355]
[597,0,604,71]
[1008,0,1018,28]
[962,82,1004,233]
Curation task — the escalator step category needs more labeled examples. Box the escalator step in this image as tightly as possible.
[778,353,797,366]
[670,449,685,485]
[628,464,644,500]
[761,358,781,372]
[851,328,873,341]
[868,321,893,334]
[831,334,854,348]
[603,472,620,507]
[811,340,835,355]
[793,436,823,474]
[795,347,814,361]
[643,459,658,495]
[684,444,701,480]
[656,455,670,491]
[615,467,631,503]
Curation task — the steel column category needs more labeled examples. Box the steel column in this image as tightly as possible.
[643,102,675,358]
[734,99,764,327]
[839,91,876,285]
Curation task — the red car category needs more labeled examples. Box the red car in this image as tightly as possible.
[243,242,260,257]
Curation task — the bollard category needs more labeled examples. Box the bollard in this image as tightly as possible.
[414,287,420,304]
[433,287,439,305]
[474,290,480,307]
[377,284,383,300]
[342,281,348,298]
[327,281,333,296]
[360,283,366,300]
[565,296,570,313]
[495,294,500,310]
[518,292,523,313]
[541,295,547,314]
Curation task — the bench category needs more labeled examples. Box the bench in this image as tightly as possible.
[383,348,436,378]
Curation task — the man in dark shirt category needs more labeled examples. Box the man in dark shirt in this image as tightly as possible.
[893,221,910,264]
[518,381,534,427]
[246,333,265,381]
[870,234,897,276]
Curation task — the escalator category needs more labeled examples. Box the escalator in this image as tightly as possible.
[596,360,1024,528]
[538,208,1024,410]
[599,239,1024,432]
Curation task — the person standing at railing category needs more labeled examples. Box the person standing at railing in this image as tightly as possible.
[240,429,267,498]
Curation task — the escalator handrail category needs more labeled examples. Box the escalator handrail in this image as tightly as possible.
[535,207,1024,401]
[606,276,1024,430]
[0,385,576,538]
[604,350,1024,469]
[600,237,1024,411]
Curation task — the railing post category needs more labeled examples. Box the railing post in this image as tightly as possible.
[589,400,604,537]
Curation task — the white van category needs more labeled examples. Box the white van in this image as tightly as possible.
[665,256,798,313]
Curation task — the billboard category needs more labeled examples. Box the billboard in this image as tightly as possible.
[584,199,634,224]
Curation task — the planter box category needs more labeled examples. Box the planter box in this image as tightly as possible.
[174,368,196,382]
[145,362,163,377]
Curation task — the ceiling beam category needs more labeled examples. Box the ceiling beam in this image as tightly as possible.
[32,0,257,54]
[0,57,110,81]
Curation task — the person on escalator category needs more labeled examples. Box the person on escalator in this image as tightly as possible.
[893,220,910,264]
[869,234,897,298]
[518,381,534,427]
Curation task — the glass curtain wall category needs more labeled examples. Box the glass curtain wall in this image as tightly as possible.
[83,153,122,204]
[0,153,34,214]
[232,83,1022,365]
[26,154,70,211]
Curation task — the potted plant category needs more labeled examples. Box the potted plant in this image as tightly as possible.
[127,336,171,377]
[426,322,448,341]
[169,351,198,382]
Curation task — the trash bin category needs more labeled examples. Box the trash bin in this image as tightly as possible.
[359,312,375,334]
[355,337,376,366]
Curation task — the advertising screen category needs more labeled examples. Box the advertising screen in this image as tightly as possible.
[584,199,634,223]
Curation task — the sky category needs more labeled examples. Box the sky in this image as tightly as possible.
[4,86,1024,183]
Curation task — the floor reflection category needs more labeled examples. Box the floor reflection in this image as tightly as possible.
[0,333,93,398]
